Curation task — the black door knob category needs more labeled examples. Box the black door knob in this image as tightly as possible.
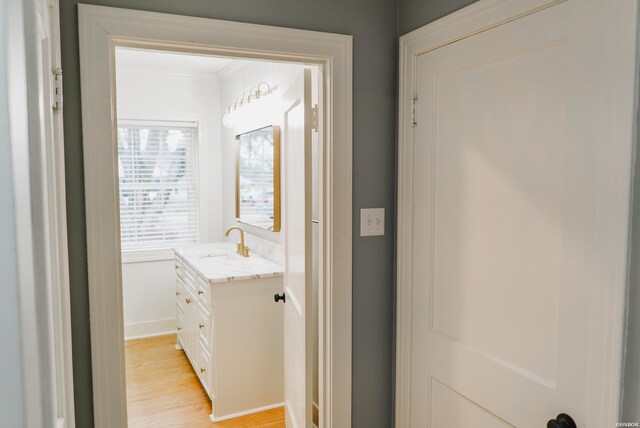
[547,413,576,428]
[274,293,286,303]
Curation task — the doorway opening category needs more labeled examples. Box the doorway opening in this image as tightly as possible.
[78,7,352,427]
[114,47,321,426]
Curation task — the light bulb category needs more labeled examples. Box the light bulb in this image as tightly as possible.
[222,111,232,128]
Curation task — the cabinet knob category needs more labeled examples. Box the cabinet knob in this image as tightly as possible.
[274,293,286,303]
[200,367,206,373]
[176,291,181,296]
[177,327,182,331]
[547,414,577,428]
[199,323,205,330]
[198,289,204,295]
[185,298,192,304]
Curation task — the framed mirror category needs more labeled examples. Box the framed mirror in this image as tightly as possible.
[235,125,281,231]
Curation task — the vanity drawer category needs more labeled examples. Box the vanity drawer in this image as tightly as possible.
[176,305,185,345]
[195,276,210,307]
[175,275,185,296]
[196,306,211,348]
[174,256,185,280]
[178,288,196,318]
[183,292,196,311]
[182,264,198,294]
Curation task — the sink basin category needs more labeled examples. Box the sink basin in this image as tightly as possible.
[196,252,253,264]
[198,253,230,260]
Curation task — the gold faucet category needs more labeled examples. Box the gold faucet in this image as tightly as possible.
[225,226,250,257]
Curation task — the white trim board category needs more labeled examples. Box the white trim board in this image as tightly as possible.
[78,5,353,428]
[15,0,76,426]
[395,0,639,427]
[124,319,176,340]
[210,403,285,423]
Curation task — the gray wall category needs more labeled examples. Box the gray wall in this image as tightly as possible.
[58,0,397,427]
[397,0,478,35]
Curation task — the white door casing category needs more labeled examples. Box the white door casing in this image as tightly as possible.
[78,6,353,428]
[22,0,75,427]
[396,0,638,427]
[283,69,314,428]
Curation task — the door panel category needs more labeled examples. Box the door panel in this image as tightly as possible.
[431,43,566,383]
[430,378,514,428]
[283,69,313,428]
[410,2,599,426]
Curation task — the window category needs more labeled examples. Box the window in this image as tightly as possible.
[117,122,199,252]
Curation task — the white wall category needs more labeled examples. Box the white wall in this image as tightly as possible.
[115,56,223,339]
[218,60,308,245]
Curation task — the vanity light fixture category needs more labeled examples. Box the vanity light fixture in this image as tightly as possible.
[222,82,276,128]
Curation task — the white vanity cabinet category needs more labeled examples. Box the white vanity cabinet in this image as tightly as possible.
[175,257,213,395]
[174,243,284,422]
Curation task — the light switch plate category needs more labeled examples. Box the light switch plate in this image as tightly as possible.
[360,208,385,237]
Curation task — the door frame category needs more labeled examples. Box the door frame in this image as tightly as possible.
[396,0,639,426]
[78,5,352,428]
[17,0,76,426]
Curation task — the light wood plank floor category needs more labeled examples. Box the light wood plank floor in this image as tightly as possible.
[125,334,285,428]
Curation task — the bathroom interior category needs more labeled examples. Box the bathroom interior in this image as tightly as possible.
[114,47,320,427]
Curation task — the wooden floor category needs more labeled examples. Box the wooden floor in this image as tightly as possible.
[125,334,285,428]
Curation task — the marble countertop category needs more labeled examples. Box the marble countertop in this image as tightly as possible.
[173,242,283,284]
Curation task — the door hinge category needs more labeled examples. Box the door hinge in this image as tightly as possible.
[52,68,63,111]
[312,104,319,132]
[411,96,417,128]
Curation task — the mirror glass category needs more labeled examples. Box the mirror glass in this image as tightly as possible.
[235,125,281,231]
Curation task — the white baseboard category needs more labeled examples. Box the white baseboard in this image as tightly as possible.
[209,402,285,423]
[124,318,175,340]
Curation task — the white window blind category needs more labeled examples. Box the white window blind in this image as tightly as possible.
[117,123,199,252]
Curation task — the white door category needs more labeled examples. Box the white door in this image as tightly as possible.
[402,2,631,427]
[282,68,313,428]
